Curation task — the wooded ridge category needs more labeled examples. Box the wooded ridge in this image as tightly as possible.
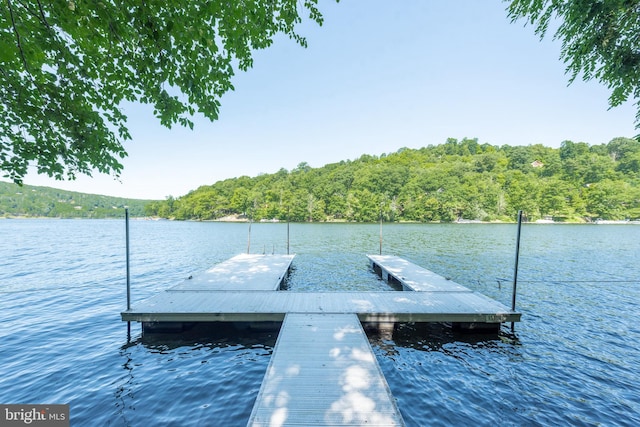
[0,182,149,218]
[145,137,640,223]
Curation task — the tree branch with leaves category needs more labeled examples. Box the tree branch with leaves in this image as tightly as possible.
[507,0,640,139]
[0,0,325,184]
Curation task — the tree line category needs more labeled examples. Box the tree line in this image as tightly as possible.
[144,137,640,222]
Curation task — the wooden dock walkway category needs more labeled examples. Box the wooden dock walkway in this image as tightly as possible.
[248,313,404,426]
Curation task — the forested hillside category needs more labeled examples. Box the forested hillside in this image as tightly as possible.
[145,138,640,223]
[0,182,150,218]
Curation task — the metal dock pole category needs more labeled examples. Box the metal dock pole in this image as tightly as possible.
[511,210,523,332]
[247,215,252,254]
[125,208,131,337]
[287,216,290,255]
[379,212,383,255]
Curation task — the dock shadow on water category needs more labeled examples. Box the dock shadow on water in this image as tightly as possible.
[365,322,520,355]
[116,323,280,427]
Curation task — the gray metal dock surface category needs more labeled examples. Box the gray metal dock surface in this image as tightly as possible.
[248,313,404,426]
[122,253,521,426]
[121,290,519,323]
[122,254,519,324]
[367,254,472,292]
[170,253,295,291]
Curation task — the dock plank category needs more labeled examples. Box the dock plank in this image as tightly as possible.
[248,313,405,426]
[170,254,294,291]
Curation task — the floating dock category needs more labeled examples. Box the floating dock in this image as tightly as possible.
[367,254,518,331]
[123,254,518,325]
[121,253,520,426]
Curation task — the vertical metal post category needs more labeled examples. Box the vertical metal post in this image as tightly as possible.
[511,210,523,331]
[287,212,290,255]
[126,208,131,311]
[125,208,131,337]
[247,215,252,254]
[379,214,383,255]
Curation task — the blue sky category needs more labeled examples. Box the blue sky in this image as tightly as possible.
[15,0,639,200]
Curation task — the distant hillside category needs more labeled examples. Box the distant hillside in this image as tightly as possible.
[0,181,154,218]
[145,137,640,223]
[5,137,640,222]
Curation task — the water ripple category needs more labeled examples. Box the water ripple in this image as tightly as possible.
[1,221,639,426]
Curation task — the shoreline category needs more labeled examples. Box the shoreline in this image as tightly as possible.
[3,214,639,225]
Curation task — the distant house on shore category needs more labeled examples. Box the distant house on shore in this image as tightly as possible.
[531,160,544,168]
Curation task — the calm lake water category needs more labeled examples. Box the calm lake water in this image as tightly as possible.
[1,219,639,426]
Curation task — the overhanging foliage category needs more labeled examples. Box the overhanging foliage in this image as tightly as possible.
[1,0,323,183]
